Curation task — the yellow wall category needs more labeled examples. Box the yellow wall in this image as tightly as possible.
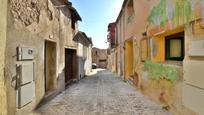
[125,40,133,80]
[0,0,8,114]
[152,37,165,62]
[140,39,148,61]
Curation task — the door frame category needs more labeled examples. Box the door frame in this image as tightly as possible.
[65,48,77,86]
[44,40,57,94]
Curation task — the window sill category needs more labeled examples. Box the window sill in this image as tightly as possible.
[157,61,183,67]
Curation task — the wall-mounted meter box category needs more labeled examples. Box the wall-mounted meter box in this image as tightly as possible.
[18,47,34,60]
[19,63,34,85]
[188,40,204,57]
[17,82,35,108]
[16,63,35,108]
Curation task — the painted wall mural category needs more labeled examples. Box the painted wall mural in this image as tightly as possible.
[148,0,167,26]
[144,60,178,82]
[147,0,204,27]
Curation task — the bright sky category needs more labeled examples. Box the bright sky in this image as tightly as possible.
[70,0,124,49]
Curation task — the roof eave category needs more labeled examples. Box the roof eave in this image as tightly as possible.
[69,6,82,21]
[116,0,128,23]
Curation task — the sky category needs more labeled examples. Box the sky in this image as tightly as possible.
[70,0,124,49]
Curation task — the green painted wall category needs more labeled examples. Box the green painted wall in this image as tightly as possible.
[148,0,192,27]
[144,60,178,82]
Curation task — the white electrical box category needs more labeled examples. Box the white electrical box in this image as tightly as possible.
[20,63,34,85]
[18,82,35,108]
[183,83,204,115]
[188,40,204,57]
[17,63,35,108]
[18,47,34,60]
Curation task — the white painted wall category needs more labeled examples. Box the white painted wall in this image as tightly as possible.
[77,43,92,79]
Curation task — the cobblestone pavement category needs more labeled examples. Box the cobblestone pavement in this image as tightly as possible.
[32,69,171,115]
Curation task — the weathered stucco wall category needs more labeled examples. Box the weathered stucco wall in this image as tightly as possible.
[0,0,8,114]
[116,12,125,77]
[83,45,92,75]
[77,43,85,79]
[57,6,78,89]
[4,0,71,114]
[115,0,202,114]
[182,20,204,115]
[124,0,159,40]
[140,64,196,115]
[77,41,92,79]
[60,7,77,49]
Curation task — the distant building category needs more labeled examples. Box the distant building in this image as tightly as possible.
[92,47,108,68]
[107,23,116,48]
[107,22,119,74]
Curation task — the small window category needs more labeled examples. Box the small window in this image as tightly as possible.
[99,59,107,62]
[72,20,75,30]
[165,32,184,61]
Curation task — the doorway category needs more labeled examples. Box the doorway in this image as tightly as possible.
[44,41,57,94]
[65,48,77,86]
[125,39,133,80]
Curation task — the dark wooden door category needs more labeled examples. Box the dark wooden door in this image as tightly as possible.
[65,49,77,85]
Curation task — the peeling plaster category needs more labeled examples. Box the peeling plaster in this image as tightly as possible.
[10,0,41,26]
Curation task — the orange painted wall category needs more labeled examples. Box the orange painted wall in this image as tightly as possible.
[124,0,159,40]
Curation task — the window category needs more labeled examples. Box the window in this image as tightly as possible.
[72,20,75,30]
[165,32,184,61]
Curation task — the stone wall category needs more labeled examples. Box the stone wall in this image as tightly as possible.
[10,0,41,26]
[92,48,108,68]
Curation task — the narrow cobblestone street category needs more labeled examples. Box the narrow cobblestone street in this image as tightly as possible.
[32,69,171,115]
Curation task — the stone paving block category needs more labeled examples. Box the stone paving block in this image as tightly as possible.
[32,69,171,115]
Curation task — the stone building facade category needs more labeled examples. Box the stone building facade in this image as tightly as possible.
[92,47,108,69]
[0,0,83,115]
